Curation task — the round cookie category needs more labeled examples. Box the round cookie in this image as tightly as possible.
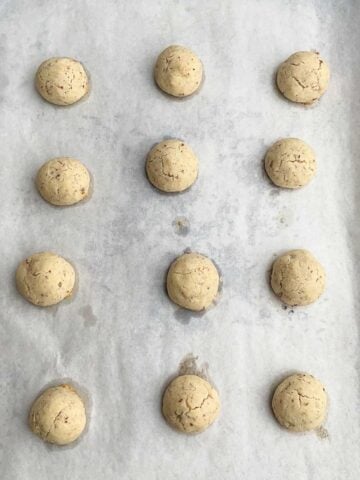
[271,249,325,306]
[35,57,89,106]
[276,51,330,104]
[146,139,198,192]
[16,252,76,307]
[265,138,316,189]
[272,373,327,432]
[154,45,203,97]
[162,374,220,433]
[166,252,219,311]
[29,384,86,445]
[36,157,91,206]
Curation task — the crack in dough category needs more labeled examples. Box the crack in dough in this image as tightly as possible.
[29,384,86,445]
[146,139,198,192]
[45,407,66,439]
[16,252,76,307]
[167,252,220,311]
[154,45,203,97]
[162,375,220,433]
[272,373,327,432]
[276,51,329,104]
[36,157,91,206]
[291,75,307,89]
[265,138,316,189]
[271,249,325,306]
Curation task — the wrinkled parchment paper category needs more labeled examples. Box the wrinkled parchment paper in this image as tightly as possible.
[0,1,359,478]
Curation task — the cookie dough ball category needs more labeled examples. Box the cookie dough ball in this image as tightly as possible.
[146,139,198,192]
[265,138,316,189]
[162,375,220,433]
[36,157,91,206]
[35,57,89,106]
[154,45,203,97]
[167,252,219,311]
[271,249,325,306]
[16,252,76,307]
[272,373,327,432]
[29,384,86,445]
[276,51,330,104]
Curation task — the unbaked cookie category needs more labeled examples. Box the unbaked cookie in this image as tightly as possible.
[276,51,330,104]
[36,157,91,206]
[265,138,316,188]
[166,252,219,311]
[162,374,220,433]
[35,57,89,106]
[154,45,203,97]
[272,373,327,432]
[29,384,86,445]
[146,139,198,192]
[16,252,76,307]
[271,249,325,306]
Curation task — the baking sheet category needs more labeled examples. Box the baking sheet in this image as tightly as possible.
[1,0,360,478]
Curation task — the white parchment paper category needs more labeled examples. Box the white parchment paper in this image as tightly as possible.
[0,1,359,479]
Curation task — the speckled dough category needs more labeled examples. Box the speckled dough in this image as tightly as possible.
[272,373,327,432]
[29,384,86,445]
[162,375,220,433]
[16,252,76,307]
[271,249,325,306]
[167,252,219,311]
[146,139,198,192]
[35,57,89,106]
[154,45,203,97]
[265,138,316,189]
[277,51,330,104]
[36,157,91,206]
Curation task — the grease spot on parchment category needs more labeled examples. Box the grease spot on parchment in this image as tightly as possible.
[172,216,190,236]
[316,425,329,440]
[174,308,206,324]
[0,74,9,90]
[79,305,98,327]
[277,207,294,228]
[178,353,209,380]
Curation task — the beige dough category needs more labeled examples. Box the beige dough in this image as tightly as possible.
[36,157,91,206]
[272,373,327,432]
[162,374,220,433]
[271,249,325,306]
[29,384,86,445]
[146,139,198,192]
[154,45,203,97]
[276,51,330,104]
[265,138,316,189]
[167,252,219,311]
[35,57,89,106]
[16,252,76,307]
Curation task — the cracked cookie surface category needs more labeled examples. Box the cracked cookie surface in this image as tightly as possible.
[162,374,220,433]
[36,157,91,206]
[166,252,219,311]
[272,373,327,432]
[29,384,86,445]
[276,51,330,104]
[271,249,325,306]
[16,252,76,307]
[154,45,203,97]
[35,57,89,106]
[146,139,198,192]
[265,138,316,188]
